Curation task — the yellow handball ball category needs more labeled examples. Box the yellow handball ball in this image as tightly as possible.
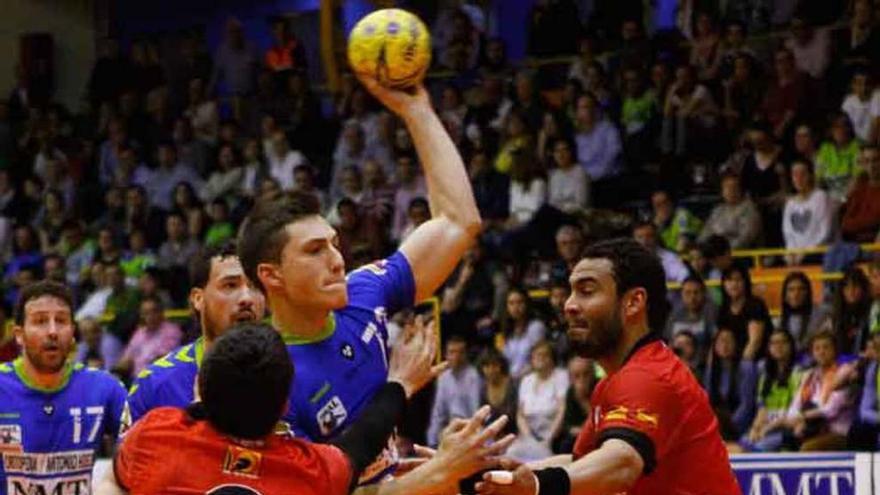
[347,8,431,89]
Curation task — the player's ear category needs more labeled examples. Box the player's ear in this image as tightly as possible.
[12,324,23,348]
[257,262,283,292]
[623,288,647,320]
[189,287,204,314]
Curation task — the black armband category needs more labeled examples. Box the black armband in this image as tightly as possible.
[596,427,657,474]
[535,467,571,495]
[331,382,407,483]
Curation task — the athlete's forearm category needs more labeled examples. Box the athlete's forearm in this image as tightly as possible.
[401,105,480,233]
[528,454,573,470]
[565,439,643,495]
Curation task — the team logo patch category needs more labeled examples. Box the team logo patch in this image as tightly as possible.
[358,260,388,276]
[43,404,54,416]
[0,424,22,452]
[341,343,355,360]
[222,446,263,479]
[317,396,348,436]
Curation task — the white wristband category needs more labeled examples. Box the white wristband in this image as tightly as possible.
[486,471,514,485]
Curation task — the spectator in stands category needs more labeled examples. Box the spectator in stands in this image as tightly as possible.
[335,198,374,268]
[841,145,880,242]
[5,224,42,288]
[555,355,595,454]
[507,150,546,228]
[501,287,547,378]
[718,264,774,360]
[73,317,104,369]
[204,200,234,248]
[632,221,690,282]
[392,155,426,242]
[651,190,702,253]
[672,331,703,377]
[782,158,832,265]
[508,340,568,462]
[98,119,129,186]
[398,198,431,243]
[699,172,762,249]
[477,348,517,438]
[841,69,880,143]
[469,150,509,227]
[792,124,819,164]
[112,145,151,189]
[817,113,862,205]
[661,64,719,158]
[740,121,788,247]
[267,130,306,191]
[740,329,802,452]
[704,327,758,441]
[544,278,570,361]
[818,266,873,356]
[567,36,599,95]
[33,189,68,252]
[869,261,880,337]
[92,187,124,241]
[547,138,589,213]
[665,276,716,361]
[779,271,825,352]
[783,330,853,451]
[114,296,182,379]
[126,185,166,249]
[264,17,306,75]
[148,142,203,211]
[201,143,243,204]
[620,67,659,166]
[573,93,621,206]
[121,229,157,285]
[240,138,267,199]
[138,267,173,309]
[426,335,481,447]
[441,240,503,343]
[480,37,513,80]
[836,0,880,73]
[785,14,831,79]
[59,220,94,289]
[690,12,723,83]
[157,212,200,271]
[761,48,810,139]
[495,111,533,175]
[184,77,219,146]
[849,332,880,450]
[210,18,259,115]
[511,71,545,132]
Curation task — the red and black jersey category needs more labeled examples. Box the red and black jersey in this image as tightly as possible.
[573,335,740,495]
[115,408,352,495]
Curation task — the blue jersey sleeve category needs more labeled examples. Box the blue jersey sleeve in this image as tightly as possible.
[103,377,130,439]
[347,251,416,315]
[127,371,155,423]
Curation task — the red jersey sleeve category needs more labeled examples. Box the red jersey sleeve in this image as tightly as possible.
[309,443,354,494]
[588,367,681,474]
[113,409,170,491]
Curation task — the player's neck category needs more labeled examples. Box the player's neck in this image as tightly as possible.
[18,357,66,391]
[599,325,651,376]
[270,298,330,338]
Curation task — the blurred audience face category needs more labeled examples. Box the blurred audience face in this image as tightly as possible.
[726,23,745,45]
[340,167,362,195]
[480,358,503,383]
[43,257,65,283]
[844,277,866,305]
[720,176,742,204]
[166,215,186,241]
[568,356,594,396]
[271,131,289,158]
[794,126,815,155]
[549,285,570,312]
[363,160,385,188]
[830,117,852,145]
[632,224,658,251]
[105,264,125,291]
[723,270,746,301]
[217,145,236,171]
[293,167,314,191]
[338,202,359,230]
[157,145,176,168]
[530,343,554,374]
[552,140,574,168]
[97,229,115,254]
[80,318,102,350]
[790,161,814,194]
[784,276,810,308]
[514,73,533,102]
[445,339,468,371]
[651,191,673,223]
[556,227,584,265]
[673,333,697,362]
[811,336,836,368]
[575,95,597,128]
[243,139,261,163]
[506,291,528,322]
[688,246,709,275]
[768,331,793,363]
[408,201,430,227]
[681,280,705,313]
[748,128,773,152]
[852,74,871,99]
[259,178,281,200]
[140,299,164,329]
[714,329,736,360]
[861,147,880,181]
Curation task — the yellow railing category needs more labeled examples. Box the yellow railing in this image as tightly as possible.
[731,243,880,268]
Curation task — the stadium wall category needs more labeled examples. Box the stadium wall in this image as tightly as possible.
[0,0,96,110]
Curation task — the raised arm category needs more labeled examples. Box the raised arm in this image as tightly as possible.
[356,77,481,302]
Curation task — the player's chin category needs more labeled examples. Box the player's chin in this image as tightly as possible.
[321,284,349,309]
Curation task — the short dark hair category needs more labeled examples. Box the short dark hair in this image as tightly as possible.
[476,347,509,376]
[15,280,74,325]
[700,235,731,259]
[237,191,322,292]
[681,275,705,289]
[580,238,670,332]
[198,322,293,439]
[190,241,238,289]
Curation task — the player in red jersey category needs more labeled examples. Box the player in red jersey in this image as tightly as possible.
[98,321,514,495]
[477,238,740,495]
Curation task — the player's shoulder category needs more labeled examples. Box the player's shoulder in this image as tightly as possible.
[70,362,126,391]
[137,407,190,431]
[130,343,198,391]
[346,251,411,284]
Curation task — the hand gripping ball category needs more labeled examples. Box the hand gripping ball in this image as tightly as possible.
[347,8,432,89]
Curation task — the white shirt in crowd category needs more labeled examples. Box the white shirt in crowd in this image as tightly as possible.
[841,90,880,142]
[548,166,590,212]
[268,149,306,191]
[783,188,833,251]
[509,178,547,225]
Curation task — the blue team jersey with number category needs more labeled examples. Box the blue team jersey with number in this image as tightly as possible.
[0,358,129,495]
[284,251,415,483]
[127,339,203,423]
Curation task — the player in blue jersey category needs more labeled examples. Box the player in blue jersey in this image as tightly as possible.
[127,242,266,422]
[238,77,481,484]
[0,281,129,495]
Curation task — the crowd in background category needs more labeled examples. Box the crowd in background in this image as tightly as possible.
[2,0,880,456]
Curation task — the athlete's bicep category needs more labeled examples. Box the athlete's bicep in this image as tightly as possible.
[399,218,472,303]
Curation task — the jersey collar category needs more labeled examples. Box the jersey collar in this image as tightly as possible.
[276,313,337,345]
[621,332,663,367]
[13,357,76,394]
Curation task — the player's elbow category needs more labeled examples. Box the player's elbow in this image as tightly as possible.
[603,440,644,491]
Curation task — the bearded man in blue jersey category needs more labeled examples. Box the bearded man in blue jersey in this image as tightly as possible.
[0,281,129,495]
[238,77,481,485]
